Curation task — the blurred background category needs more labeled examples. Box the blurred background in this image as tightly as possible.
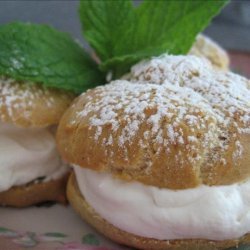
[0,0,249,53]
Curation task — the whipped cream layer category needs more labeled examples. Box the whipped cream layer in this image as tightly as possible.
[74,166,250,241]
[0,123,68,192]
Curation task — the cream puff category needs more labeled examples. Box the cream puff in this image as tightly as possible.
[57,55,249,249]
[0,77,73,207]
[189,34,229,71]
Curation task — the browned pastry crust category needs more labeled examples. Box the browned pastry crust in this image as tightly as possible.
[189,34,229,71]
[0,172,69,207]
[0,77,74,128]
[67,174,250,250]
[57,77,250,189]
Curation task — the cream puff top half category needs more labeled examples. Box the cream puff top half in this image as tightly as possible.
[57,55,250,190]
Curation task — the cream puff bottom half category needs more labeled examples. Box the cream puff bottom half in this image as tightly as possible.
[73,165,250,242]
[68,173,250,250]
[0,122,68,192]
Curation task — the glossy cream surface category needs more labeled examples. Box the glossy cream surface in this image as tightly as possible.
[74,166,250,240]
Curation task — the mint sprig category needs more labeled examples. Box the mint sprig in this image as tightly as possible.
[80,0,229,78]
[0,22,104,94]
[79,0,134,62]
[0,1,229,93]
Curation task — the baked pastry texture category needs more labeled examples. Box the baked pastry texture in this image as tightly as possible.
[58,56,249,189]
[189,34,229,71]
[0,173,69,207]
[57,55,250,249]
[0,76,73,207]
[0,77,73,127]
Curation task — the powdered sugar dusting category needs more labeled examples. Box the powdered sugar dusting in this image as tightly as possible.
[0,77,58,123]
[75,55,249,173]
[128,55,249,131]
[129,55,212,85]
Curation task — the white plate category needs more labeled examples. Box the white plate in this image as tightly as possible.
[0,204,249,250]
[0,204,128,249]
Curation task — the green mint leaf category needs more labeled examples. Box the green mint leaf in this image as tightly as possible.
[79,0,228,78]
[79,0,133,61]
[0,22,105,93]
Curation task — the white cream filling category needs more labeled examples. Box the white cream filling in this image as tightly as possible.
[0,123,68,192]
[74,165,250,241]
